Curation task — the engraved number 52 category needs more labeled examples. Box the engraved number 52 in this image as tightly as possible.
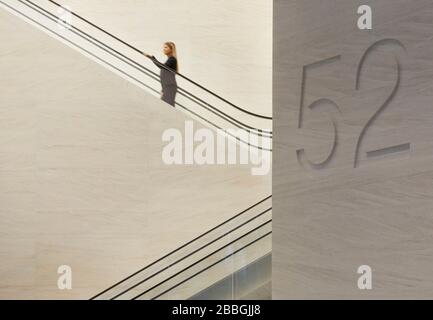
[296,56,342,170]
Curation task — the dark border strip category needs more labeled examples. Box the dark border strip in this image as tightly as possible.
[22,0,272,137]
[48,0,273,121]
[90,196,271,299]
[110,207,272,300]
[131,220,272,300]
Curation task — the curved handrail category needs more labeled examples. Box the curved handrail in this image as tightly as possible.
[21,0,272,137]
[48,0,273,121]
[5,0,272,150]
[0,1,274,300]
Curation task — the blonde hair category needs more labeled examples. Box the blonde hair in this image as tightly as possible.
[165,41,179,72]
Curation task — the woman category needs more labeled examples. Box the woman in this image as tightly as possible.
[143,42,179,107]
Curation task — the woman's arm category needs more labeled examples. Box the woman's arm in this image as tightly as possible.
[142,52,162,69]
[142,52,176,72]
[150,56,162,69]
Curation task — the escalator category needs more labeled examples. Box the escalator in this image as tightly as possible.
[0,0,272,151]
[92,196,272,300]
[0,0,273,299]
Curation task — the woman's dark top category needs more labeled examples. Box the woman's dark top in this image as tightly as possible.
[151,56,178,87]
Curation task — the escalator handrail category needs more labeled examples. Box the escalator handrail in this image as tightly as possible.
[150,231,272,300]
[0,1,274,298]
[109,207,272,300]
[90,196,271,299]
[135,220,272,300]
[20,0,272,137]
[48,0,273,121]
[5,0,272,150]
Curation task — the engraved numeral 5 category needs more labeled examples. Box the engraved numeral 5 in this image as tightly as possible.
[296,56,342,170]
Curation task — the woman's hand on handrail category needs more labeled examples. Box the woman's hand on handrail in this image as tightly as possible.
[141,51,153,59]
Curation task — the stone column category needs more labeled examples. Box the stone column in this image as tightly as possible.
[273,0,433,299]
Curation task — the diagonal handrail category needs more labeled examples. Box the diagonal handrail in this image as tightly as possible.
[148,230,272,300]
[20,0,272,138]
[135,221,272,300]
[1,0,272,150]
[109,208,272,300]
[48,0,273,121]
[90,196,271,299]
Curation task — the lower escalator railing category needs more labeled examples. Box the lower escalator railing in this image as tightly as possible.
[91,196,272,300]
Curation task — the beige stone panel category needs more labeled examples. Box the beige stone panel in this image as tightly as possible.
[0,8,270,299]
[273,0,433,299]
